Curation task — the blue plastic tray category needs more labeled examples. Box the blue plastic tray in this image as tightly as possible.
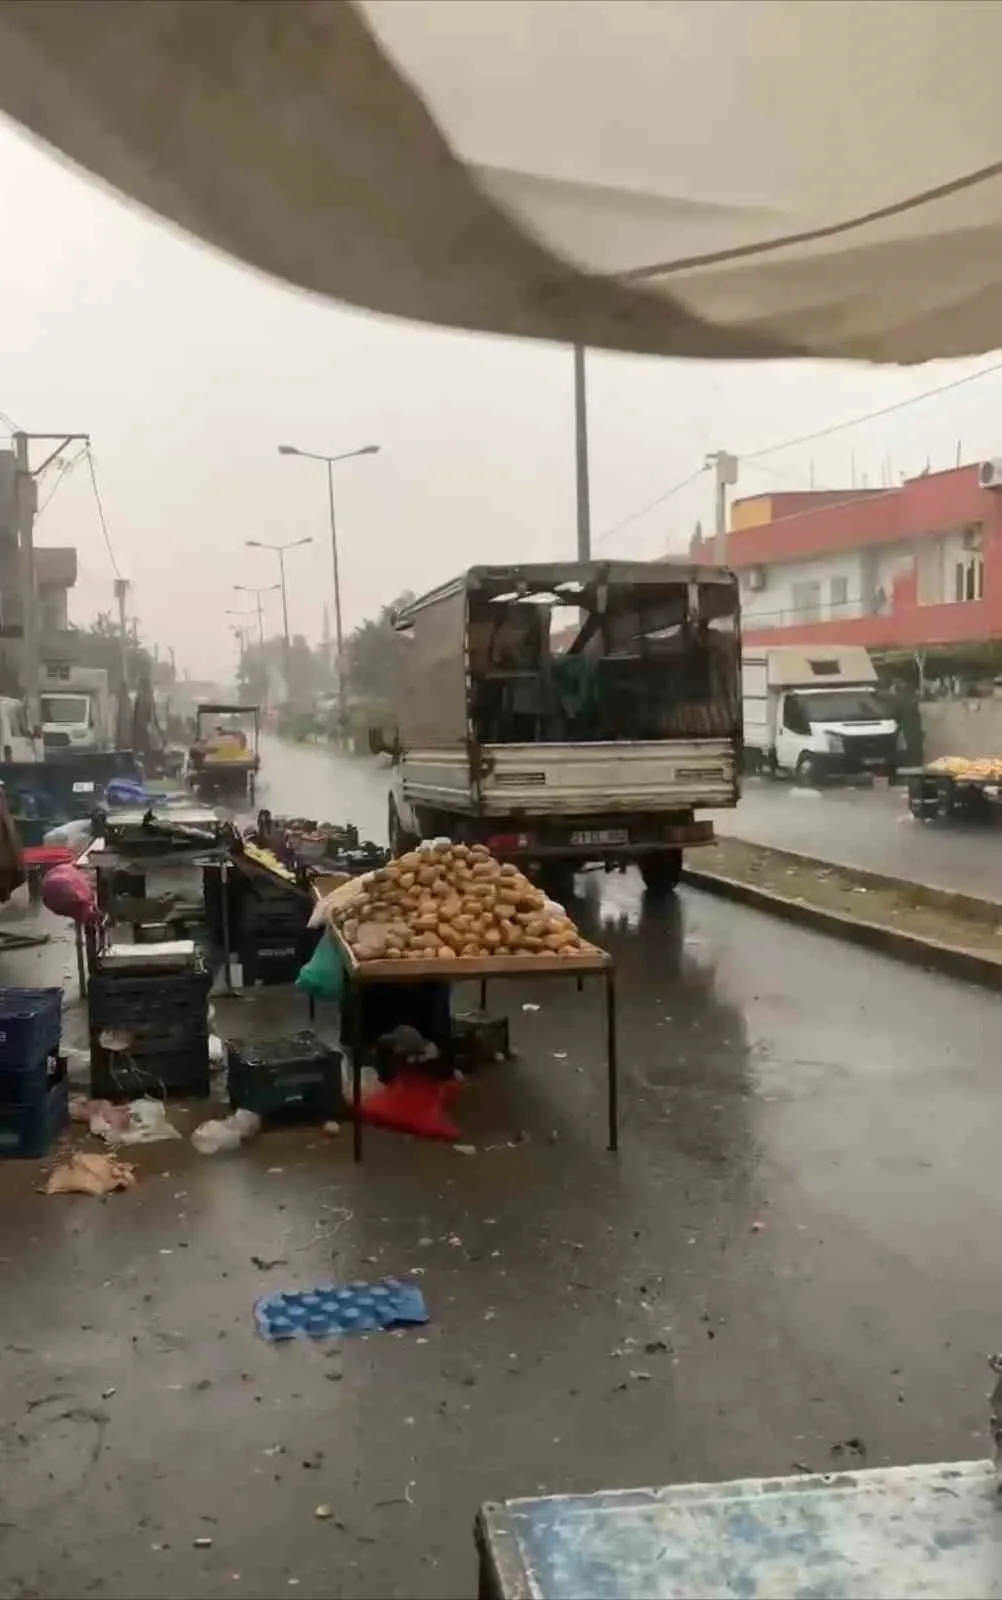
[255,1277,428,1341]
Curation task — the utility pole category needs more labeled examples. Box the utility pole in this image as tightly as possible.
[573,344,591,560]
[14,430,89,728]
[705,450,739,566]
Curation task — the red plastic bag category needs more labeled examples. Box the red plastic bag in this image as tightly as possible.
[41,863,99,925]
[360,1071,461,1142]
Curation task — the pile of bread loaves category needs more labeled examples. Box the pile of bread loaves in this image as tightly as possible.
[317,840,593,962]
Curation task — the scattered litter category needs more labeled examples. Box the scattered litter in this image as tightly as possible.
[192,1109,262,1155]
[193,1537,213,1549]
[521,1003,540,1013]
[255,1278,429,1342]
[452,1143,476,1156]
[159,1248,173,1256]
[321,1121,341,1138]
[251,1255,288,1272]
[552,1051,567,1060]
[831,1436,867,1461]
[628,1370,652,1382]
[263,1444,285,1457]
[101,1386,117,1399]
[313,1505,333,1520]
[96,1097,181,1146]
[45,1152,136,1197]
[208,1034,226,1067]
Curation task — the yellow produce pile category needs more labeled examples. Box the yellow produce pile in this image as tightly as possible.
[242,840,298,883]
[926,755,1002,782]
[326,841,594,963]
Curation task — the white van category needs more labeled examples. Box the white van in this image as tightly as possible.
[742,646,899,785]
[0,696,38,763]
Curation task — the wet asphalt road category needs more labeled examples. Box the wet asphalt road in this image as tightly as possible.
[1,740,1001,1598]
[715,778,1002,901]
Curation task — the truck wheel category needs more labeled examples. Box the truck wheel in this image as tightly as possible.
[388,797,418,857]
[640,851,682,896]
[536,862,578,903]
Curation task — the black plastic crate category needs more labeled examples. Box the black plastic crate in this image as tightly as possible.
[240,927,319,987]
[450,1011,512,1071]
[227,1031,344,1123]
[88,967,212,1031]
[0,987,62,1070]
[89,1038,210,1101]
[0,1069,68,1159]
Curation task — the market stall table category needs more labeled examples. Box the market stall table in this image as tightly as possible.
[475,1460,1002,1600]
[331,930,618,1162]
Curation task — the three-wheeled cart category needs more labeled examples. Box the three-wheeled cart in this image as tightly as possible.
[908,757,1002,824]
[189,703,260,805]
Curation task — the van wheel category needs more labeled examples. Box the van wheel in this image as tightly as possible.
[388,797,418,857]
[641,851,682,896]
[795,754,821,788]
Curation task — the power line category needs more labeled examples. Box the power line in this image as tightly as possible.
[594,466,707,551]
[597,356,1002,552]
[36,444,88,519]
[744,358,1002,461]
[84,448,122,579]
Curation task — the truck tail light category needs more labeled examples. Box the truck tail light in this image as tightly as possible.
[486,832,531,853]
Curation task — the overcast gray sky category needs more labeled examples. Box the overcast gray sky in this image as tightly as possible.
[2,113,1000,681]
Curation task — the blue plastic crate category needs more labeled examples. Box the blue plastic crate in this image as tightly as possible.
[0,1073,68,1159]
[0,1047,63,1108]
[0,987,62,1071]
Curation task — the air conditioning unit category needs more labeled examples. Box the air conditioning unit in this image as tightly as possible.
[978,460,1002,489]
[962,524,983,550]
[746,567,766,591]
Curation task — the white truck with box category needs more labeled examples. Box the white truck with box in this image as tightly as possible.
[384,560,741,893]
[40,665,114,756]
[742,644,899,785]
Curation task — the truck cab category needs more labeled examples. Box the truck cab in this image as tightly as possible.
[743,646,899,786]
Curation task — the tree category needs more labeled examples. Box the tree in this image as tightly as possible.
[344,593,414,706]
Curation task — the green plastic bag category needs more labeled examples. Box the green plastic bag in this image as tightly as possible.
[295,935,345,1001]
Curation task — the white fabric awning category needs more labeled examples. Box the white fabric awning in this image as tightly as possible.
[1,0,1000,364]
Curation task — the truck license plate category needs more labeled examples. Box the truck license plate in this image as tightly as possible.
[571,828,628,847]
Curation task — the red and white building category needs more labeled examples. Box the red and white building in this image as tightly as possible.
[701,464,1002,657]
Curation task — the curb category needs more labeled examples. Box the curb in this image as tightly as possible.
[682,865,1002,992]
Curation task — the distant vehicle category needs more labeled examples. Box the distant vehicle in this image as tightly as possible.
[39,665,114,757]
[742,645,899,785]
[0,696,38,763]
[382,560,741,895]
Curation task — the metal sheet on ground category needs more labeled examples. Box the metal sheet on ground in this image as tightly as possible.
[478,1461,1002,1600]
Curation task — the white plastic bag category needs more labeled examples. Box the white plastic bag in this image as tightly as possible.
[191,1108,262,1155]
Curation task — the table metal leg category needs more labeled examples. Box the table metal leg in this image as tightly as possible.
[479,978,488,1011]
[606,969,618,1152]
[75,923,87,999]
[308,994,316,1023]
[352,990,363,1163]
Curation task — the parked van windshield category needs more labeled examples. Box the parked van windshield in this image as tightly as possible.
[41,694,89,725]
[795,690,889,725]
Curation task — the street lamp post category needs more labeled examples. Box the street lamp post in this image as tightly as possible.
[245,538,311,699]
[278,442,380,739]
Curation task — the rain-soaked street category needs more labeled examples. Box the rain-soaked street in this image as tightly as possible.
[1,738,1001,1599]
[715,778,1002,901]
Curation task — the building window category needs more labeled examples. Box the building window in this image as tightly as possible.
[954,555,984,603]
[829,575,849,615]
[791,579,822,622]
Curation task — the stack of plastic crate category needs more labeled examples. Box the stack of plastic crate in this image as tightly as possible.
[88,965,212,1100]
[0,987,67,1159]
